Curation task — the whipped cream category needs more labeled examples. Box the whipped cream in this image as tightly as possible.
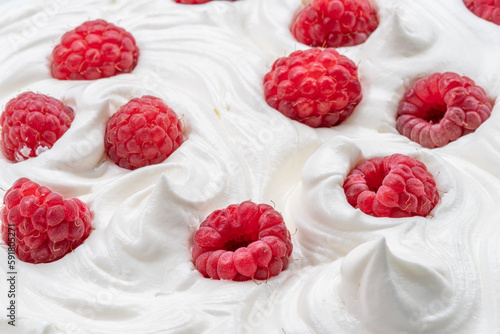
[0,0,499,333]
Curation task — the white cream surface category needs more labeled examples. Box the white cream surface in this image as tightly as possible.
[0,0,499,333]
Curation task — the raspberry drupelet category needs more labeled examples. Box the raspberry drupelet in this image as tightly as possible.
[343,154,439,218]
[104,96,184,170]
[0,92,74,162]
[291,0,378,48]
[396,72,492,149]
[51,19,139,80]
[192,201,294,281]
[263,48,362,128]
[1,178,93,263]
[464,0,500,25]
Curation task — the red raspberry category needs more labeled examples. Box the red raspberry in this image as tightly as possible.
[174,0,235,3]
[396,72,492,149]
[0,92,74,162]
[192,201,293,281]
[464,0,500,24]
[263,48,362,127]
[1,178,93,264]
[343,154,439,218]
[51,19,139,80]
[104,96,184,170]
[291,0,378,48]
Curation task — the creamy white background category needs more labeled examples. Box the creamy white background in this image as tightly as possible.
[0,0,499,333]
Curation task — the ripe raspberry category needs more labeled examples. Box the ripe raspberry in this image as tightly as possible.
[464,0,500,25]
[0,92,74,162]
[343,154,439,218]
[291,0,378,48]
[396,72,492,149]
[192,201,293,281]
[173,0,235,3]
[104,96,184,170]
[51,19,139,80]
[1,178,93,264]
[263,48,362,127]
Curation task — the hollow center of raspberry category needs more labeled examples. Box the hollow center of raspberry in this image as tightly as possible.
[423,104,446,124]
[223,233,258,252]
[366,173,385,192]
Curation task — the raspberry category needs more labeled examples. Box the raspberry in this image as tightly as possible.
[291,0,378,48]
[1,178,93,263]
[104,96,184,170]
[192,201,293,281]
[263,48,362,127]
[396,72,492,149]
[343,154,439,218]
[173,0,235,3]
[464,0,500,25]
[0,92,74,162]
[51,19,139,80]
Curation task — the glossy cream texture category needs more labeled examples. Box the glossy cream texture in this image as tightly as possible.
[0,0,500,333]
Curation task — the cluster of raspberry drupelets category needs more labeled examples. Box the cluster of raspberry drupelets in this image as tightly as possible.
[173,0,236,3]
[51,19,139,80]
[343,154,439,218]
[1,178,92,263]
[291,0,378,48]
[104,96,184,170]
[464,0,500,25]
[0,92,74,162]
[192,201,293,281]
[396,72,492,149]
[263,48,362,128]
